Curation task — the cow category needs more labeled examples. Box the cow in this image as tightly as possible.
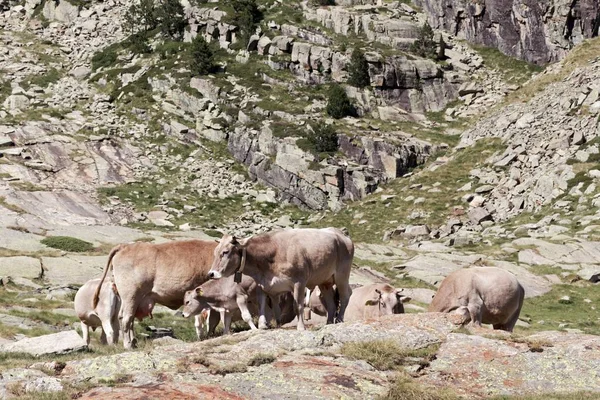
[428,266,525,332]
[93,240,217,349]
[182,274,264,336]
[343,283,411,322]
[74,278,120,345]
[207,227,354,330]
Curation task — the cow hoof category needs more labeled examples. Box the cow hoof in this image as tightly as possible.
[258,323,269,330]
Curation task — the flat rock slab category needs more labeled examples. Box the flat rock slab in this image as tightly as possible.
[43,225,151,246]
[0,256,42,279]
[42,255,107,285]
[397,253,482,286]
[0,228,47,252]
[422,331,600,398]
[0,330,86,356]
[354,243,408,263]
[513,238,600,266]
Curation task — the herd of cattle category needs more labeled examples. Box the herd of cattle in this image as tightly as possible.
[73,228,526,348]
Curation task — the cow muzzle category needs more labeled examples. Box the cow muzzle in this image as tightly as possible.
[182,312,190,319]
[208,270,222,279]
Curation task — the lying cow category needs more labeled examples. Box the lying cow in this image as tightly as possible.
[208,227,354,330]
[74,278,120,345]
[94,240,217,348]
[428,266,525,332]
[182,274,263,336]
[343,283,411,322]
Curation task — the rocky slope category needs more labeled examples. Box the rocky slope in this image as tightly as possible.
[414,0,600,64]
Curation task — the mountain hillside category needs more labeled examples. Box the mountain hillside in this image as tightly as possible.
[0,0,600,399]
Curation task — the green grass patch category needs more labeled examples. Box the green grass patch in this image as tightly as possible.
[517,283,600,335]
[6,309,78,326]
[473,45,543,85]
[40,236,94,252]
[21,68,61,90]
[341,340,438,371]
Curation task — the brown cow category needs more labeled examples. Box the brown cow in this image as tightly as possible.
[343,283,411,322]
[94,240,216,348]
[208,227,354,330]
[74,278,120,345]
[428,267,525,332]
[182,274,265,335]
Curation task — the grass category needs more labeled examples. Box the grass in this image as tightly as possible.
[6,309,78,326]
[381,373,459,400]
[309,138,504,242]
[516,283,600,335]
[138,312,199,342]
[473,45,543,85]
[9,181,45,191]
[0,196,25,213]
[341,340,438,371]
[21,68,61,90]
[247,353,276,366]
[40,236,94,252]
[492,394,600,400]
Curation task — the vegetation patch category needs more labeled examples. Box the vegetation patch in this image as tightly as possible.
[247,353,276,366]
[473,45,543,85]
[341,340,438,370]
[381,372,458,400]
[40,236,94,253]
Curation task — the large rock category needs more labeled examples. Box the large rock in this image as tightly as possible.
[414,0,600,64]
[42,255,107,285]
[0,331,87,356]
[42,0,79,24]
[0,256,42,279]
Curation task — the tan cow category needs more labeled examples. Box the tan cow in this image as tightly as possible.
[182,274,263,335]
[343,283,411,322]
[74,278,120,345]
[428,267,525,332]
[94,240,216,348]
[208,227,354,330]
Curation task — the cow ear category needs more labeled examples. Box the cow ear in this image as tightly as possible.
[237,237,250,247]
[365,299,379,306]
[399,296,411,303]
[195,287,203,296]
[231,236,239,245]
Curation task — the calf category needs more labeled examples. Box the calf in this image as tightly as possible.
[429,266,525,332]
[344,283,411,322]
[74,278,120,345]
[182,274,261,336]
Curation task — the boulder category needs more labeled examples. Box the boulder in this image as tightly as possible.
[0,330,87,356]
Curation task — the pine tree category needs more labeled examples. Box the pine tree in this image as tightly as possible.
[191,35,214,75]
[410,22,437,59]
[307,124,338,154]
[347,48,370,88]
[326,85,354,119]
[156,0,186,40]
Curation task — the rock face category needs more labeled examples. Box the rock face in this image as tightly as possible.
[0,330,87,356]
[413,0,600,64]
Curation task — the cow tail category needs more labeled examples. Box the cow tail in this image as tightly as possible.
[93,245,121,309]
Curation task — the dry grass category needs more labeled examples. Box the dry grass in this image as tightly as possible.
[381,372,459,400]
[341,340,439,371]
[0,196,25,213]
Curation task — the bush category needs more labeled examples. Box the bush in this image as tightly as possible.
[347,48,370,88]
[326,84,354,119]
[190,35,214,75]
[41,236,94,253]
[306,124,338,154]
[91,49,117,71]
[156,0,186,40]
[311,0,335,6]
[127,32,152,54]
[410,22,438,60]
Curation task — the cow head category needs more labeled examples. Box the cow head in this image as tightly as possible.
[365,288,411,316]
[208,235,249,280]
[182,287,207,318]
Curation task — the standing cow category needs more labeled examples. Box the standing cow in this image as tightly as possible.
[428,267,525,332]
[207,227,354,330]
[94,240,217,349]
[74,278,120,345]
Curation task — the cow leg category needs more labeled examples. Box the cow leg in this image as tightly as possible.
[101,319,115,346]
[271,294,282,327]
[194,314,204,340]
[334,281,352,323]
[208,309,220,336]
[293,282,307,331]
[110,315,120,345]
[222,311,233,335]
[236,294,257,330]
[80,321,90,346]
[100,327,108,345]
[318,284,337,325]
[256,287,269,330]
[119,299,138,349]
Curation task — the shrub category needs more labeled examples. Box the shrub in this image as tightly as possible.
[127,32,152,54]
[311,0,335,6]
[156,0,186,40]
[306,124,338,154]
[190,35,214,75]
[41,236,94,253]
[410,22,437,60]
[226,0,263,46]
[347,48,370,88]
[91,49,117,71]
[326,84,354,119]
